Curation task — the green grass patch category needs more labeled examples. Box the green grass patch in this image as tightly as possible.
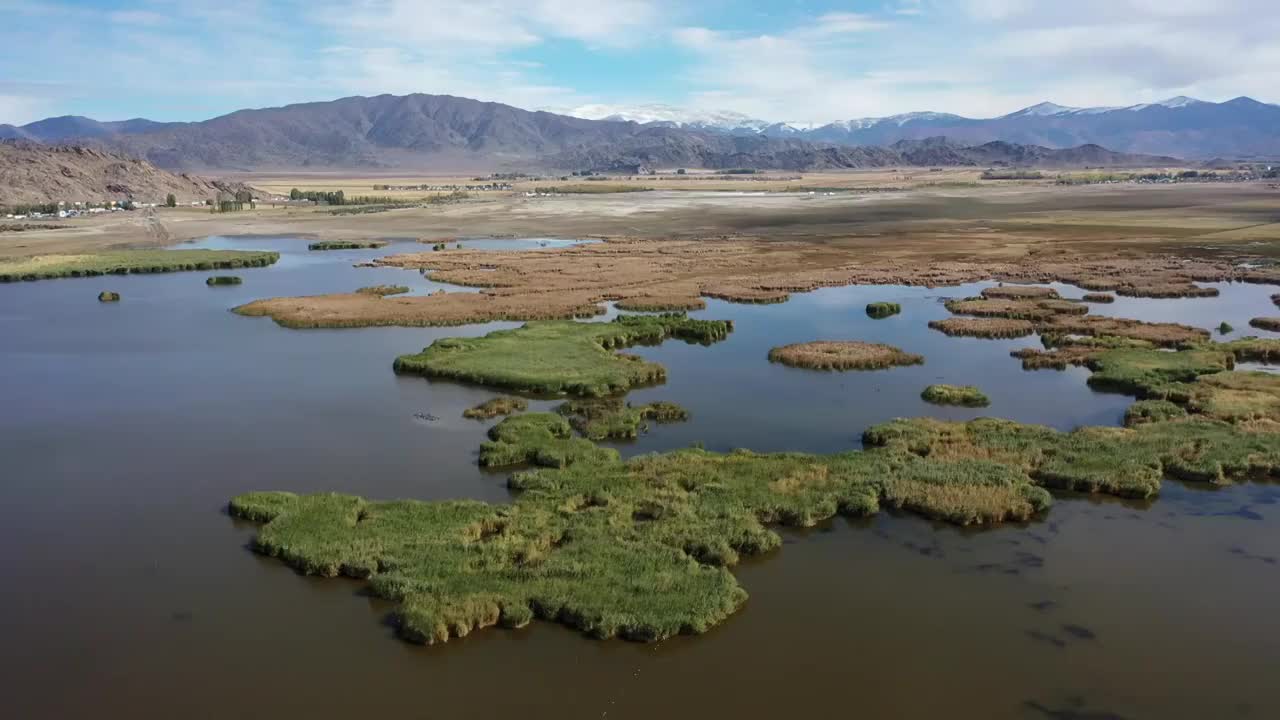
[231,408,1280,646]
[463,396,529,420]
[394,314,732,396]
[556,398,689,440]
[921,384,990,407]
[307,240,388,251]
[206,275,242,286]
[865,302,901,319]
[0,250,279,282]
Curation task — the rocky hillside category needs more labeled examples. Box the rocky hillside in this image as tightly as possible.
[0,141,251,206]
[0,93,1192,172]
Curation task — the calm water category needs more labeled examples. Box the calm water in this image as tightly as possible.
[2,237,1279,719]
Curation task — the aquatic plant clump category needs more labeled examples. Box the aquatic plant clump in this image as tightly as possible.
[394,314,733,396]
[865,302,901,319]
[980,285,1059,300]
[0,249,279,282]
[768,341,924,370]
[615,297,707,312]
[921,384,990,407]
[1248,317,1280,332]
[97,291,120,302]
[307,240,388,251]
[463,396,529,420]
[944,297,1086,321]
[231,408,1280,647]
[556,398,689,440]
[928,317,1035,339]
[205,275,243,286]
[356,285,410,296]
[1081,293,1115,303]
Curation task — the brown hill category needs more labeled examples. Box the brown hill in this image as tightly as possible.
[0,140,252,206]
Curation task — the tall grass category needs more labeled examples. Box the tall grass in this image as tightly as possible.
[394,314,732,396]
[0,250,278,282]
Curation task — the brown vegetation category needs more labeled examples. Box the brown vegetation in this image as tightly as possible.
[768,341,924,370]
[230,236,1258,329]
[929,318,1035,339]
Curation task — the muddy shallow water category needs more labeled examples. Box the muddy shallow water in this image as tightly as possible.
[2,236,1279,719]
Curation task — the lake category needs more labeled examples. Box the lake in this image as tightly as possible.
[2,236,1278,719]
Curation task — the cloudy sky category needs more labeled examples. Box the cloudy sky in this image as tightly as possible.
[1,0,1277,125]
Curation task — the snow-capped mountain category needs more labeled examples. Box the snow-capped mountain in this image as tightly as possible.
[566,104,776,133]
[551,97,1280,158]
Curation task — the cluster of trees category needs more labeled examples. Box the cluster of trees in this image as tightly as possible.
[289,188,345,204]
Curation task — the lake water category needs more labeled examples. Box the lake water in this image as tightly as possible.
[2,236,1278,719]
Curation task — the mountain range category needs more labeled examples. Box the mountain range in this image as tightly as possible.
[571,97,1280,159]
[0,92,1267,173]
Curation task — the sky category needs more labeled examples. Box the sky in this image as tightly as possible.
[2,0,1278,126]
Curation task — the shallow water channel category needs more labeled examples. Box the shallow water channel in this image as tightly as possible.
[2,236,1279,719]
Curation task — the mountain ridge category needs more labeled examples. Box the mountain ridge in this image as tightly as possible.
[0,92,1223,172]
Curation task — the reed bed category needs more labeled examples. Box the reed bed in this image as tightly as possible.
[394,314,732,396]
[1081,293,1115,303]
[231,406,1280,646]
[97,291,119,302]
[205,275,242,286]
[921,384,990,407]
[355,285,410,296]
[768,341,923,370]
[615,297,707,312]
[929,318,1035,339]
[307,240,388,251]
[556,398,689,440]
[0,250,278,282]
[980,285,1059,300]
[1249,318,1280,332]
[463,396,529,420]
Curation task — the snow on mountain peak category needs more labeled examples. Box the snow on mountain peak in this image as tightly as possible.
[566,104,772,132]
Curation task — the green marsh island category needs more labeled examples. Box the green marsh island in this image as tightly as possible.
[0,249,278,282]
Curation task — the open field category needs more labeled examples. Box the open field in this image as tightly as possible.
[3,180,1276,264]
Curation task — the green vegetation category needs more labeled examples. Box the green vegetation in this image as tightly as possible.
[1123,400,1187,426]
[921,384,990,407]
[768,341,923,370]
[394,314,733,396]
[865,301,901,319]
[556,398,689,440]
[355,285,410,296]
[307,240,388,251]
[1085,347,1233,397]
[97,291,119,302]
[463,397,529,420]
[1219,321,1234,334]
[0,250,279,282]
[232,405,1280,645]
[1220,337,1280,363]
[1082,293,1115,303]
[205,275,242,286]
[478,413,620,468]
[1249,317,1280,332]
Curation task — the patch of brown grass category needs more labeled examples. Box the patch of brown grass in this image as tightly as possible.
[929,318,1036,339]
[768,341,924,370]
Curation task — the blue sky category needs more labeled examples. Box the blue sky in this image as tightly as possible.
[2,0,1277,125]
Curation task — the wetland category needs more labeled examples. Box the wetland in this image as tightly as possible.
[4,184,1280,720]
